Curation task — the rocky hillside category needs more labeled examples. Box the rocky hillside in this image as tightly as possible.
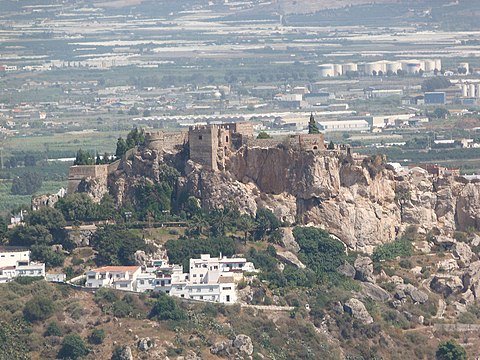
[107,144,480,253]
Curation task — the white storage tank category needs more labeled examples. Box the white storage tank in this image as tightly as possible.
[364,62,383,75]
[318,64,334,77]
[462,84,469,97]
[477,84,480,98]
[386,61,402,74]
[333,64,343,76]
[404,60,422,74]
[424,59,436,73]
[469,84,476,97]
[434,59,442,72]
[342,63,358,73]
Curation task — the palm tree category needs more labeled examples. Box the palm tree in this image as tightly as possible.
[237,214,255,242]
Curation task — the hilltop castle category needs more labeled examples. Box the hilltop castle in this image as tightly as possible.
[68,123,325,193]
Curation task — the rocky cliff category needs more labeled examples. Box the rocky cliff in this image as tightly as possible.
[107,144,480,253]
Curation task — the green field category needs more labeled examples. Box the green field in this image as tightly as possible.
[0,179,66,214]
[2,130,126,158]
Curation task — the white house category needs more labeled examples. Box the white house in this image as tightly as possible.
[85,266,142,291]
[86,254,254,304]
[0,246,46,283]
[0,246,30,267]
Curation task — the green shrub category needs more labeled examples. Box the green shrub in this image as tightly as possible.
[94,288,118,304]
[58,334,89,359]
[372,240,413,263]
[293,226,346,282]
[112,300,133,318]
[149,293,186,321]
[88,329,105,345]
[399,259,413,269]
[436,340,467,360]
[44,321,62,337]
[23,296,54,322]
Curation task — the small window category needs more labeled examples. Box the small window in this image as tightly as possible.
[226,135,229,143]
[198,135,203,140]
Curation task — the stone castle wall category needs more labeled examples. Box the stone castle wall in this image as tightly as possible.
[144,130,188,152]
[243,133,325,151]
[67,165,109,194]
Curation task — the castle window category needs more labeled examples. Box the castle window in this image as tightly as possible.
[198,135,203,140]
[313,146,318,150]
[226,135,229,143]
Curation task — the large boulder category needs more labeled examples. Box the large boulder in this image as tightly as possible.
[361,282,391,302]
[138,338,154,352]
[354,256,375,283]
[114,346,133,360]
[337,262,356,278]
[279,227,300,253]
[463,261,480,299]
[456,183,480,231]
[276,250,306,269]
[395,284,428,303]
[453,242,473,267]
[430,275,463,297]
[211,334,254,357]
[344,298,373,324]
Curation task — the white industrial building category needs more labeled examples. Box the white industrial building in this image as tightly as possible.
[0,246,46,283]
[84,254,255,304]
[318,119,370,132]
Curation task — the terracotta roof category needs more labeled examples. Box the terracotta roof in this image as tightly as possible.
[89,266,140,273]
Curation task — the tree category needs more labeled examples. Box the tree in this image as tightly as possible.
[11,172,42,195]
[126,127,145,149]
[88,329,105,345]
[308,113,320,134]
[8,224,53,247]
[23,296,54,322]
[92,225,146,266]
[257,131,272,139]
[432,107,450,119]
[254,208,281,241]
[44,321,62,337]
[73,149,95,166]
[436,340,467,360]
[327,141,335,150]
[237,214,255,242]
[149,293,186,321]
[293,226,346,282]
[27,207,66,232]
[58,335,89,360]
[115,137,128,159]
[31,244,65,268]
[55,193,96,222]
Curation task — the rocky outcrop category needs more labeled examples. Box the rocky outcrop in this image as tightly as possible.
[354,256,375,283]
[276,250,306,269]
[113,346,133,360]
[210,334,254,358]
[106,143,480,252]
[337,262,356,278]
[138,337,154,352]
[394,284,428,304]
[430,275,463,297]
[453,242,473,267]
[343,298,373,324]
[361,282,391,302]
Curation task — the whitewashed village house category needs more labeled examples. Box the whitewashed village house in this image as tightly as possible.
[84,254,255,304]
[0,246,46,283]
[85,266,142,291]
